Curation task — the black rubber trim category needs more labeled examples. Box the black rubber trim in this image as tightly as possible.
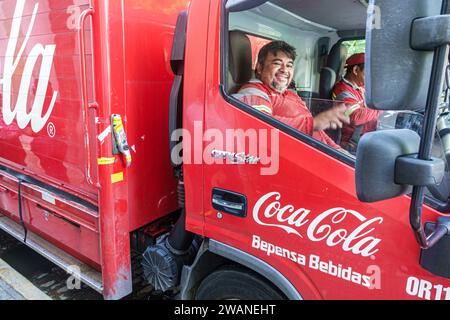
[169,75,183,169]
[221,0,230,94]
[171,11,188,76]
[0,164,98,212]
[425,194,450,212]
[169,11,188,171]
[18,179,28,243]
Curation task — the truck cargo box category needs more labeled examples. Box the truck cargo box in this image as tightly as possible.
[0,0,188,299]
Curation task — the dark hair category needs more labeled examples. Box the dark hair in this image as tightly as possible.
[257,41,297,67]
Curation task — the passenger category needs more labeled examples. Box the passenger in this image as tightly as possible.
[234,41,349,149]
[332,53,381,152]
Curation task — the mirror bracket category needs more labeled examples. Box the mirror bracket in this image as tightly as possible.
[395,155,446,186]
[411,15,450,51]
[420,217,450,279]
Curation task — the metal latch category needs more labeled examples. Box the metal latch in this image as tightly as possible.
[111,114,132,168]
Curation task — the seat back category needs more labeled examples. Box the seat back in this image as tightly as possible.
[319,44,348,99]
[228,31,253,94]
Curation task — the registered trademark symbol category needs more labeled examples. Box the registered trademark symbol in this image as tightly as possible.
[47,122,56,138]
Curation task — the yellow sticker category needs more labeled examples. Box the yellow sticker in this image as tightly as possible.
[111,172,124,184]
[98,157,116,165]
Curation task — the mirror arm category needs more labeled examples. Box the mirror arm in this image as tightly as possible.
[410,0,450,249]
[411,15,450,51]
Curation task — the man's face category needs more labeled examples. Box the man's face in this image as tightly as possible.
[256,51,294,93]
[353,65,365,87]
[357,66,365,86]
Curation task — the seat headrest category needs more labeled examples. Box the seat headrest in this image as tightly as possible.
[327,44,348,77]
[229,31,253,87]
[319,43,348,100]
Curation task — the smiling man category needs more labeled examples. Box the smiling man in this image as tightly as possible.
[234,41,349,149]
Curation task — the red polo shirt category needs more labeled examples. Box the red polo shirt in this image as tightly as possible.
[235,80,340,149]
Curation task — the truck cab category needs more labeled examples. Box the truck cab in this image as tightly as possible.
[161,0,450,300]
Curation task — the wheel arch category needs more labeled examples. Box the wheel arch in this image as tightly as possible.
[179,238,303,300]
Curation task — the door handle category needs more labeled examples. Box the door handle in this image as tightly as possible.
[78,8,100,187]
[212,188,247,218]
[212,197,244,211]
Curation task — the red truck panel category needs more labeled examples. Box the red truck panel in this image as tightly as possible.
[0,0,188,299]
[122,1,188,231]
[0,0,97,201]
[181,0,450,300]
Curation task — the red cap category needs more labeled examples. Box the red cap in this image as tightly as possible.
[346,53,365,67]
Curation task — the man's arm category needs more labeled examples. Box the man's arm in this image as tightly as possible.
[348,106,381,126]
[333,88,380,126]
[313,104,349,131]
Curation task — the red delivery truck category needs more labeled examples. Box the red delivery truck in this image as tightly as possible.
[1,0,450,300]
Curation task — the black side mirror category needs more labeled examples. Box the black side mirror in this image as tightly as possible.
[356,129,446,203]
[356,129,419,202]
[366,0,444,111]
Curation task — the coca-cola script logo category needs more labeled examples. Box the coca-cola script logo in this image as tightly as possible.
[253,192,383,257]
[1,0,58,133]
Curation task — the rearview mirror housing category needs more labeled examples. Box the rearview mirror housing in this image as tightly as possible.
[356,129,420,202]
[365,0,444,111]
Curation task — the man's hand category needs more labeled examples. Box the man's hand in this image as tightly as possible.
[313,104,350,131]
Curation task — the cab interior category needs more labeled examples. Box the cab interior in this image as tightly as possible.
[227,0,367,99]
[226,0,368,144]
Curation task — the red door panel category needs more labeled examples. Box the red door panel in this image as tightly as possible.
[198,0,450,300]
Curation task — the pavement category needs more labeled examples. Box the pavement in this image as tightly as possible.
[0,277,24,300]
[0,258,51,300]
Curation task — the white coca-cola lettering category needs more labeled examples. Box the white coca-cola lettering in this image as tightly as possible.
[1,0,58,133]
[253,192,383,257]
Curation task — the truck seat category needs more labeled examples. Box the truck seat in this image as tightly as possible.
[317,43,348,144]
[319,44,348,99]
[228,31,253,94]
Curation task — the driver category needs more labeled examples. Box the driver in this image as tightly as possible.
[234,40,349,149]
[332,53,381,152]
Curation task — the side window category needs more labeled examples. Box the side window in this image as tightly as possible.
[226,5,372,159]
[342,39,366,60]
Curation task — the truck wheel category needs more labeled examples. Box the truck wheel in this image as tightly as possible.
[195,266,285,300]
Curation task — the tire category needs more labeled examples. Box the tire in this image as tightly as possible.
[195,266,285,300]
